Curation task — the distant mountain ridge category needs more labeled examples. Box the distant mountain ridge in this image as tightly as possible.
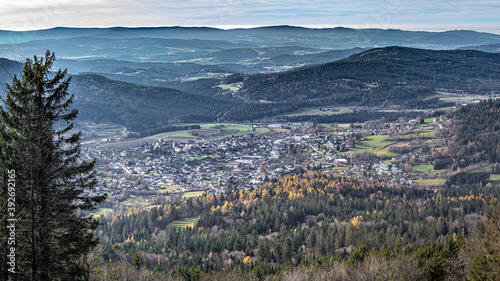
[1,26,499,49]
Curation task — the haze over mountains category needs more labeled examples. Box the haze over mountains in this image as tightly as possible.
[1,26,500,131]
[2,26,500,47]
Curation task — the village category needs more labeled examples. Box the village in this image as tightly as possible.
[81,115,451,203]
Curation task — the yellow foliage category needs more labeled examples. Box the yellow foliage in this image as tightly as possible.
[243,256,251,264]
[262,189,270,198]
[351,216,363,229]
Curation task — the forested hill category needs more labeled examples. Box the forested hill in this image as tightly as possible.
[0,57,237,131]
[239,46,500,103]
[69,74,234,131]
[448,99,500,168]
[3,48,500,129]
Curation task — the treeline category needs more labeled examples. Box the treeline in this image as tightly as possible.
[445,172,491,188]
[223,102,304,121]
[287,111,420,123]
[222,98,442,122]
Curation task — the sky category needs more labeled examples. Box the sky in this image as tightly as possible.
[0,0,499,33]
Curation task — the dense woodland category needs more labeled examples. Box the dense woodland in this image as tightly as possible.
[70,74,232,131]
[240,47,500,103]
[286,111,421,124]
[92,170,498,279]
[449,99,500,166]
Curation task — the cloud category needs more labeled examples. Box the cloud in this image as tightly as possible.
[0,0,498,32]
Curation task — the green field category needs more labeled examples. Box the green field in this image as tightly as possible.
[92,208,114,217]
[254,127,271,134]
[349,145,372,153]
[95,165,107,173]
[423,118,435,124]
[157,185,181,192]
[436,94,477,104]
[183,191,205,198]
[170,132,198,139]
[332,166,349,171]
[415,129,436,138]
[199,123,258,140]
[489,174,500,186]
[218,124,250,135]
[285,105,353,116]
[122,197,138,205]
[357,135,398,157]
[397,128,436,140]
[413,164,438,174]
[145,123,262,141]
[215,83,240,91]
[170,217,199,229]
[415,178,446,186]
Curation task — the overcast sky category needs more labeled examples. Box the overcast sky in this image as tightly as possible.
[0,0,499,33]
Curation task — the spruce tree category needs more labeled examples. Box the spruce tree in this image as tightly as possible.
[468,202,500,281]
[0,51,106,280]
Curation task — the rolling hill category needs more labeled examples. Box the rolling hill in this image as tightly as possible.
[2,46,500,128]
[0,57,236,131]
[239,46,500,103]
[69,74,235,131]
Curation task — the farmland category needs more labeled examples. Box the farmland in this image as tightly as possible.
[143,123,270,141]
[170,217,199,229]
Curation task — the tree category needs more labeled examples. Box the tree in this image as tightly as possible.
[171,266,202,281]
[0,51,105,280]
[468,202,500,281]
[132,252,144,270]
